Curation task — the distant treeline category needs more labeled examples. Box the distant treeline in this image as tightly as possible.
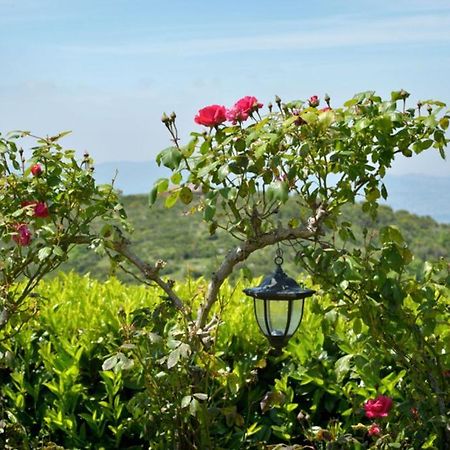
[61,195,450,282]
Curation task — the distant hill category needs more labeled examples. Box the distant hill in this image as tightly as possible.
[60,194,450,282]
[93,160,450,224]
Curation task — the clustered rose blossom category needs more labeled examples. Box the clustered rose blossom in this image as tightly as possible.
[21,201,50,218]
[226,96,263,124]
[12,223,32,246]
[31,163,43,176]
[194,105,227,127]
[308,95,320,107]
[194,95,328,127]
[368,423,381,436]
[194,96,263,127]
[364,395,393,419]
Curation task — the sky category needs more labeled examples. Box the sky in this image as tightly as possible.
[1,0,449,176]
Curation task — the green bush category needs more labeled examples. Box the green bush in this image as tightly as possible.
[0,266,447,448]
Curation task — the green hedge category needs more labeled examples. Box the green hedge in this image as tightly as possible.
[0,272,448,449]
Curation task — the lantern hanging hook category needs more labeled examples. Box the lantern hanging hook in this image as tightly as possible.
[274,244,284,266]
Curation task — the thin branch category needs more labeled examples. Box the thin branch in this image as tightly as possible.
[76,234,188,315]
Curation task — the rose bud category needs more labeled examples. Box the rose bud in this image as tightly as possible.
[30,163,43,176]
[308,95,320,107]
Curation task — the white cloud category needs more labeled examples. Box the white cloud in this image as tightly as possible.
[57,13,450,57]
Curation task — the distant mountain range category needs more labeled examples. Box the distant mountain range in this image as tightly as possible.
[93,161,450,224]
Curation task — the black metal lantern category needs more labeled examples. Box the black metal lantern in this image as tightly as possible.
[243,249,315,350]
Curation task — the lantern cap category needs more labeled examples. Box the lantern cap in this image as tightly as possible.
[243,265,315,300]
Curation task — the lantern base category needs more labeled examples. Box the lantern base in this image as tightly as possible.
[266,334,290,350]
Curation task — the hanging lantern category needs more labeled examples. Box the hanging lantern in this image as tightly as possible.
[243,248,315,350]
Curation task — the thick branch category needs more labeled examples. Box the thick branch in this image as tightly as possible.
[195,205,328,328]
[67,235,187,315]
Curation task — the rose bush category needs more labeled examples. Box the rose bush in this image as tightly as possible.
[0,131,128,334]
[147,90,449,447]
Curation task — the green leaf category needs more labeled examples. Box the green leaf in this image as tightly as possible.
[353,318,362,335]
[167,347,180,369]
[217,164,229,182]
[165,190,179,208]
[52,246,65,257]
[343,98,358,107]
[204,205,216,221]
[102,355,118,371]
[189,397,200,416]
[267,181,289,203]
[181,395,192,408]
[38,247,52,261]
[156,146,182,170]
[355,118,370,132]
[380,226,404,245]
[200,140,210,155]
[179,186,193,204]
[234,139,246,152]
[171,172,182,185]
[300,111,318,124]
[439,117,449,130]
[365,187,380,202]
[335,354,353,382]
[148,186,158,206]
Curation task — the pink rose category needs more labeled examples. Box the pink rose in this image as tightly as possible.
[226,96,263,124]
[368,423,381,436]
[21,201,49,218]
[12,223,32,246]
[364,395,393,419]
[308,95,319,107]
[194,105,227,127]
[31,163,43,176]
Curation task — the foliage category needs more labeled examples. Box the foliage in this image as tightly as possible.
[1,90,449,448]
[0,131,127,335]
[152,91,448,242]
[0,261,447,448]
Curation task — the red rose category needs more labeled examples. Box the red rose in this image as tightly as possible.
[364,395,393,419]
[12,223,32,246]
[368,423,381,436]
[21,201,49,218]
[308,95,320,107]
[194,105,227,127]
[31,163,43,176]
[34,202,49,218]
[226,96,263,124]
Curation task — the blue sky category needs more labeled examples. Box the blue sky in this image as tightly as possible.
[1,0,449,175]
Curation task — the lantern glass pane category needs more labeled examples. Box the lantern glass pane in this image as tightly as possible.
[267,300,288,337]
[287,299,304,336]
[254,298,269,336]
